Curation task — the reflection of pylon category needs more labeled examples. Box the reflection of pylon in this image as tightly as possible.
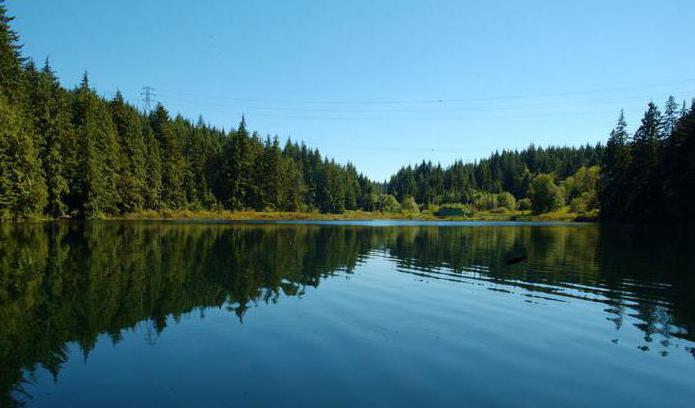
[144,319,158,345]
[141,86,156,114]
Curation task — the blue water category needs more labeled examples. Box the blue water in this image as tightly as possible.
[1,221,694,407]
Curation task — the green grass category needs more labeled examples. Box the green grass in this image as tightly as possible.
[109,207,598,223]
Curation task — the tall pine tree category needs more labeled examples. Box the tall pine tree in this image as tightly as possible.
[72,73,121,218]
[150,104,185,208]
[25,59,73,217]
[599,111,631,219]
[110,91,146,213]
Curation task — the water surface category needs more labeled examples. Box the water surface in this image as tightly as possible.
[1,221,694,406]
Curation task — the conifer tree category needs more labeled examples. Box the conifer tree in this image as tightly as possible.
[258,136,282,210]
[0,1,24,104]
[626,102,663,219]
[150,104,185,208]
[110,91,146,212]
[599,111,631,219]
[661,100,695,219]
[142,121,162,210]
[280,157,306,211]
[662,96,679,138]
[219,117,255,209]
[25,59,73,217]
[72,73,120,218]
[0,95,47,219]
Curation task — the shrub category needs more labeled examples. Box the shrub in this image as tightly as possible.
[380,194,401,213]
[497,192,516,211]
[517,198,532,211]
[528,174,564,213]
[401,196,420,214]
[570,191,598,213]
[473,193,497,211]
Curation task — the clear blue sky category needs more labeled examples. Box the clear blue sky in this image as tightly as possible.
[8,0,695,180]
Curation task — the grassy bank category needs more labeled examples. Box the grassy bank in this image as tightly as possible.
[111,207,597,223]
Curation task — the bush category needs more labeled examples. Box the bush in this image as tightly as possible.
[474,193,497,211]
[569,196,587,213]
[569,191,598,213]
[517,198,532,211]
[401,196,420,214]
[379,194,401,213]
[497,192,516,211]
[472,191,516,211]
[528,174,564,213]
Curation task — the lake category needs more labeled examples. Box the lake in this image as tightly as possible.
[1,221,694,407]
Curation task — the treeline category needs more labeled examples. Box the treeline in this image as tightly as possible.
[386,144,603,210]
[599,98,695,221]
[3,2,694,221]
[0,3,380,219]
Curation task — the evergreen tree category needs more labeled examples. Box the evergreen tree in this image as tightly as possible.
[142,122,162,210]
[626,102,663,219]
[0,1,24,103]
[72,73,120,218]
[25,59,73,217]
[258,136,282,210]
[110,91,146,212]
[0,95,47,219]
[279,157,306,211]
[661,100,695,219]
[150,104,185,208]
[662,96,679,138]
[599,111,631,219]
[218,117,257,209]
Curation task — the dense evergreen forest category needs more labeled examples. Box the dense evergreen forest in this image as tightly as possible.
[0,2,693,221]
[600,99,695,221]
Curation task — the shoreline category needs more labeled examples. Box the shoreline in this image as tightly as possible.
[106,209,597,223]
[3,209,599,224]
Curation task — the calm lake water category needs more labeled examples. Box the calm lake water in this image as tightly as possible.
[1,221,694,407]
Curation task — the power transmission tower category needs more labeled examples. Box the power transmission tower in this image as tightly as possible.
[140,86,156,114]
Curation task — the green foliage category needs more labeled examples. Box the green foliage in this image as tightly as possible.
[380,194,401,213]
[528,174,564,213]
[471,191,515,211]
[150,104,185,209]
[401,196,419,214]
[72,75,121,218]
[0,95,47,219]
[142,123,162,210]
[110,91,146,213]
[562,165,599,214]
[473,192,497,211]
[25,60,73,217]
[0,1,24,104]
[497,192,516,211]
[599,111,631,219]
[570,192,595,213]
[599,97,695,222]
[388,145,603,206]
[517,198,532,211]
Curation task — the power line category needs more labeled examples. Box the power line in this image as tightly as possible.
[153,91,694,122]
[154,78,695,106]
[155,90,695,116]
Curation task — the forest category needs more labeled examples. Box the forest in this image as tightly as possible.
[0,2,694,222]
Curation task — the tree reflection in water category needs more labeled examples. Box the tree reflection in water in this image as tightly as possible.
[1,222,693,405]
